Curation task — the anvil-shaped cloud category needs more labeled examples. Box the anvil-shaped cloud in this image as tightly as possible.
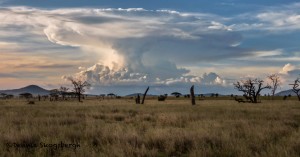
[49,8,243,87]
[1,4,300,94]
[1,7,238,86]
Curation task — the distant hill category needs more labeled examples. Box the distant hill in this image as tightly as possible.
[275,89,296,96]
[0,85,50,96]
[197,93,224,97]
[125,93,223,97]
[126,93,143,97]
[125,93,158,97]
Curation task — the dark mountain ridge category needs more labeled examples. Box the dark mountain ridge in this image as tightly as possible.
[0,85,297,97]
[275,89,297,96]
[0,85,50,96]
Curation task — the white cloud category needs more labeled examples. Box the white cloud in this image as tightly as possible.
[256,12,300,31]
[75,64,148,86]
[236,49,284,61]
[0,6,245,91]
[70,62,229,88]
[2,6,300,94]
[208,21,232,31]
[0,42,19,50]
[253,49,283,57]
[78,66,86,70]
[230,3,300,32]
[0,7,246,65]
[160,72,229,87]
[279,63,296,74]
[271,63,300,91]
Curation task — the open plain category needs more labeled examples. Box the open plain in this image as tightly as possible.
[0,97,299,157]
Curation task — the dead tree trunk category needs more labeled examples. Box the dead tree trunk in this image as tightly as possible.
[136,94,141,104]
[141,87,149,104]
[190,85,196,105]
[78,92,81,102]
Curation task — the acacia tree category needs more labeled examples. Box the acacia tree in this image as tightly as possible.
[19,93,33,102]
[68,77,90,102]
[171,92,182,98]
[234,78,271,103]
[289,78,300,101]
[267,74,281,99]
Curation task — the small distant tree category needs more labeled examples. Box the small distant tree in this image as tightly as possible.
[268,74,281,99]
[289,78,300,101]
[19,93,33,100]
[234,78,271,103]
[49,89,60,101]
[107,93,116,98]
[0,93,7,99]
[5,94,14,99]
[68,77,90,102]
[59,86,69,100]
[158,94,167,101]
[0,93,13,99]
[171,92,182,98]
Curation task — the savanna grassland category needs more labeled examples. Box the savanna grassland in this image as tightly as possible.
[0,98,299,157]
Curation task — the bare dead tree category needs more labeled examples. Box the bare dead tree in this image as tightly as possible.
[68,77,90,102]
[141,86,149,104]
[234,78,271,103]
[190,85,196,105]
[135,94,141,104]
[267,74,281,99]
[289,78,300,101]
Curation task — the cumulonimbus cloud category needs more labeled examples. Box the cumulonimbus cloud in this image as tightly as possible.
[0,7,239,86]
[1,5,300,91]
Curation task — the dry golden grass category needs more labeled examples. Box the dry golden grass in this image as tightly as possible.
[0,98,299,157]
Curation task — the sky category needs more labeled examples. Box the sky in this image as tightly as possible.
[1,0,300,95]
